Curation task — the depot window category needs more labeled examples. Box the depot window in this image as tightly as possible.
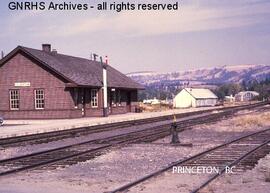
[112,89,122,106]
[91,89,98,108]
[9,90,20,110]
[35,89,45,109]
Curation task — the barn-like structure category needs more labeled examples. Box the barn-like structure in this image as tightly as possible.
[0,44,143,119]
[235,91,259,102]
[173,88,218,108]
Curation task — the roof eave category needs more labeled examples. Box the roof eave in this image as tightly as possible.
[20,47,77,85]
[0,46,77,85]
[65,84,144,90]
[194,97,218,99]
[0,46,21,67]
[0,46,145,90]
[108,86,145,90]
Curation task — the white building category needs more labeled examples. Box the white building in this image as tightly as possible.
[143,98,160,105]
[173,88,218,108]
[235,91,259,102]
[225,95,235,102]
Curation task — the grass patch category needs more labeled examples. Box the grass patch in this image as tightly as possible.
[233,112,270,127]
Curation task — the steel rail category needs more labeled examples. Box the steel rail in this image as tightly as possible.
[108,128,270,193]
[0,102,267,147]
[0,109,234,165]
[190,139,270,193]
[0,102,268,178]
[0,109,239,177]
[0,107,217,146]
[0,126,173,177]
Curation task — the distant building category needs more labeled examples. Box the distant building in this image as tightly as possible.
[143,98,160,105]
[235,91,259,102]
[173,88,218,108]
[224,95,235,102]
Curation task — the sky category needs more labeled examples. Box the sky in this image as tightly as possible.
[0,0,270,73]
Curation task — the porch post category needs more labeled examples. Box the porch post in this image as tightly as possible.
[102,57,108,117]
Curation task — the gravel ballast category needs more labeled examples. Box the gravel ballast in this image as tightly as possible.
[0,110,269,193]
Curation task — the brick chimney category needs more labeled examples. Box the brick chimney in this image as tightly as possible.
[1,51,4,59]
[42,44,51,52]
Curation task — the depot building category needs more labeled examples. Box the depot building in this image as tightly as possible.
[0,44,143,119]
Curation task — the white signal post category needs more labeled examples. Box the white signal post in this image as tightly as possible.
[103,56,108,117]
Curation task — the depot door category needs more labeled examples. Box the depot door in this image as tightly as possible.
[126,92,131,112]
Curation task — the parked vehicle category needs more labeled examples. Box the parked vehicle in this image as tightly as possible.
[0,117,3,126]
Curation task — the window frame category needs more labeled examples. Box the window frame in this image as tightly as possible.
[9,89,20,110]
[91,89,98,108]
[34,89,45,110]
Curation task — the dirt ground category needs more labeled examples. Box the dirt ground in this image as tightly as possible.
[201,154,270,193]
[0,110,269,193]
[127,153,270,193]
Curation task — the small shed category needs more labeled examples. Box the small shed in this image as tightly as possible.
[235,91,259,102]
[225,95,235,102]
[173,88,218,108]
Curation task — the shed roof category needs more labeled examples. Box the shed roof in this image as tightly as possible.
[0,46,144,89]
[184,88,218,99]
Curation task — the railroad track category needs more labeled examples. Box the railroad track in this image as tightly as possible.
[0,108,214,147]
[0,126,166,177]
[108,128,270,193]
[0,102,267,147]
[0,108,247,177]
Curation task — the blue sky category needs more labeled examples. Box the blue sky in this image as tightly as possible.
[0,0,270,73]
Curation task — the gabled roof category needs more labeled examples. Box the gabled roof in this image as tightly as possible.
[235,91,259,96]
[184,88,218,99]
[0,46,144,89]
